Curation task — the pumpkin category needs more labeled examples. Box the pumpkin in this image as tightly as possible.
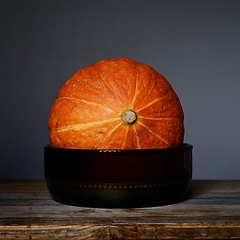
[48,57,184,149]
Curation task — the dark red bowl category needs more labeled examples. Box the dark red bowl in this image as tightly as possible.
[44,143,192,208]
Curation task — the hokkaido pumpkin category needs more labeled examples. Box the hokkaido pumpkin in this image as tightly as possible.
[48,57,184,149]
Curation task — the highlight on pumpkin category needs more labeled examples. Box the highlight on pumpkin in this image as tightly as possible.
[48,57,184,149]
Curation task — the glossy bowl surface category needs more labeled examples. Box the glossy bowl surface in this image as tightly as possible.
[44,143,192,208]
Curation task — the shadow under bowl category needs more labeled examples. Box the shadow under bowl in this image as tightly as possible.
[44,143,193,208]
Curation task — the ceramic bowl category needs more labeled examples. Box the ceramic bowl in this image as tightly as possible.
[44,143,192,208]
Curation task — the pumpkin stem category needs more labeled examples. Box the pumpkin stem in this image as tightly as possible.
[122,110,137,125]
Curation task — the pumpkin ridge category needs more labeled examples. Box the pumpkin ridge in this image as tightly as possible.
[55,117,120,132]
[56,97,116,113]
[137,121,171,146]
[136,96,168,113]
[130,62,139,109]
[94,121,123,149]
[138,116,180,121]
[133,125,141,149]
[94,65,125,108]
[121,125,129,149]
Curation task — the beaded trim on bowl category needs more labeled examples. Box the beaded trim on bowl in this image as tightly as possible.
[46,177,191,190]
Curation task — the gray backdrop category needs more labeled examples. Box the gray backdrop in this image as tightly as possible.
[1,0,240,179]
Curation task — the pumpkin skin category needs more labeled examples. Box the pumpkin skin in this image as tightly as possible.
[48,57,184,149]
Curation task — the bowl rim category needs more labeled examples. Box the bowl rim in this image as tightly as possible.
[44,143,193,155]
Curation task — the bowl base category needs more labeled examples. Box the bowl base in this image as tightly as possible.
[45,178,190,208]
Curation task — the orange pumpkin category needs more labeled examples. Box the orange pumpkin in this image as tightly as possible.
[48,57,184,149]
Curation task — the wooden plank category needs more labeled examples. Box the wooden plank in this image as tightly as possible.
[0,180,240,239]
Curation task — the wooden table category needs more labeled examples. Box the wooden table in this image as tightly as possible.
[0,180,240,239]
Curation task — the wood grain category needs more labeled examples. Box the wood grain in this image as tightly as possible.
[0,180,240,239]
